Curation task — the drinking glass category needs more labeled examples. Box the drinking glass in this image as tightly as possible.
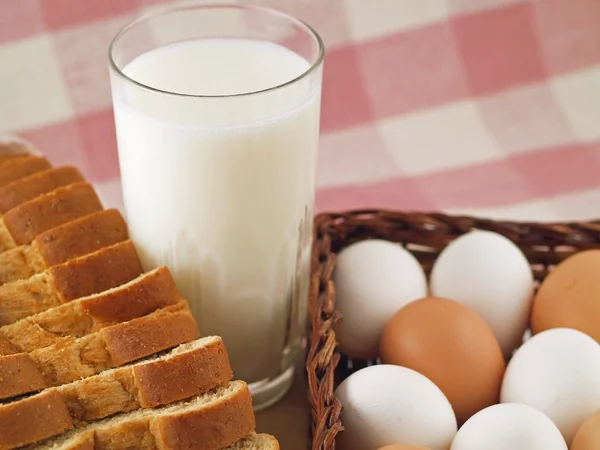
[109,2,323,411]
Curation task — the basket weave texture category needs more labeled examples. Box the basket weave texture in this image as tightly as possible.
[306,209,600,450]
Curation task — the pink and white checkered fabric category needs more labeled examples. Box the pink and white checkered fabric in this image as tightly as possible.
[1,0,599,222]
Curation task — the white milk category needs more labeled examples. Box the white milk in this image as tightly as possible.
[112,39,320,383]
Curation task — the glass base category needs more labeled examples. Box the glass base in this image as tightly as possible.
[248,365,295,412]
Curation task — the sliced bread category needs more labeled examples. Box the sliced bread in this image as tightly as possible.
[0,266,181,354]
[0,156,51,187]
[0,209,128,285]
[0,336,233,447]
[0,166,84,214]
[227,433,280,450]
[0,182,103,252]
[26,433,279,450]
[0,300,199,400]
[0,240,143,326]
[18,381,255,450]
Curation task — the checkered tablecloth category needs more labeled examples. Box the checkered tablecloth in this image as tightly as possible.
[1,0,599,222]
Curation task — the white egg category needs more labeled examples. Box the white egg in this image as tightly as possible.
[335,365,457,450]
[450,403,567,450]
[500,328,600,445]
[333,240,427,360]
[430,229,533,358]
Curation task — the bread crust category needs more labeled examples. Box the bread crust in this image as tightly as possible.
[50,240,144,304]
[0,390,73,450]
[34,209,129,267]
[152,384,255,450]
[0,156,51,187]
[0,240,144,327]
[0,266,180,355]
[2,182,103,247]
[0,301,199,400]
[0,209,130,286]
[27,382,254,450]
[0,167,85,214]
[0,337,233,448]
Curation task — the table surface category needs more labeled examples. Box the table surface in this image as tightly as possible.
[255,363,311,448]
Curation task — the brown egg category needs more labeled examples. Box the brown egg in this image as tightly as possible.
[377,445,431,450]
[379,296,505,424]
[571,409,600,450]
[532,250,600,342]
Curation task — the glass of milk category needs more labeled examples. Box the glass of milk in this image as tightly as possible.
[109,3,323,411]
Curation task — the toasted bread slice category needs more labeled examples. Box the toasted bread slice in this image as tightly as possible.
[0,182,103,252]
[0,156,51,187]
[0,337,233,447]
[0,167,85,214]
[227,434,281,450]
[0,240,143,326]
[0,209,128,285]
[0,266,181,354]
[0,301,199,400]
[18,381,255,450]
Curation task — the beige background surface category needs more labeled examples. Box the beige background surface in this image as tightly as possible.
[256,362,311,449]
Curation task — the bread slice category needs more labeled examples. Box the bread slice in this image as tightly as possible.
[0,337,233,447]
[0,266,181,354]
[0,166,84,214]
[0,209,128,285]
[227,433,280,450]
[26,433,279,450]
[0,182,103,252]
[0,300,199,400]
[0,155,51,187]
[18,381,255,450]
[0,240,143,326]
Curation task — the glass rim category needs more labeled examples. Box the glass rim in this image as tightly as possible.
[108,1,325,99]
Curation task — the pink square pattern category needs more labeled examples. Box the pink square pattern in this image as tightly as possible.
[320,45,374,132]
[0,0,45,44]
[317,124,400,188]
[357,21,470,118]
[533,0,600,75]
[20,120,88,172]
[452,3,548,96]
[40,0,138,31]
[0,0,599,219]
[477,82,574,154]
[76,108,120,182]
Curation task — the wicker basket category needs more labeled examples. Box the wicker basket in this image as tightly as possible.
[306,209,600,450]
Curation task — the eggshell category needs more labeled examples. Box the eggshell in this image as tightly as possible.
[333,240,427,360]
[380,296,505,424]
[532,250,600,343]
[500,328,600,445]
[571,410,600,450]
[335,365,457,450]
[430,229,534,358]
[450,403,567,450]
[377,446,431,450]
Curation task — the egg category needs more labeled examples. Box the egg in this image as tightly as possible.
[335,365,457,450]
[380,296,505,424]
[377,446,431,450]
[500,328,600,445]
[430,229,534,358]
[532,250,600,342]
[333,240,427,360]
[571,410,600,450]
[450,403,567,450]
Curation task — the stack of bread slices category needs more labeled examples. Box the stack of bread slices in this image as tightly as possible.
[0,143,279,450]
